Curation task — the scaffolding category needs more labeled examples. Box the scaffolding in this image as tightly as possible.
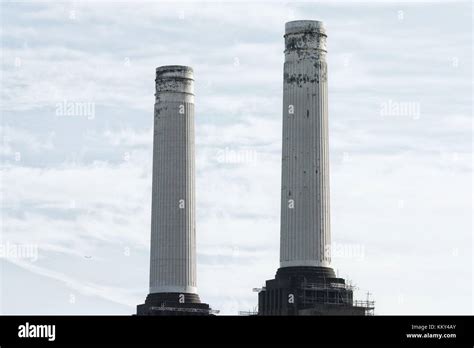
[353,300,375,315]
[238,309,258,316]
[149,305,220,315]
[299,282,375,315]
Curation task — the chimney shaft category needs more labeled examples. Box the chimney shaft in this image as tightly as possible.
[150,65,197,294]
[280,20,331,268]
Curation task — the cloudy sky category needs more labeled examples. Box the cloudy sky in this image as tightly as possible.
[0,0,472,315]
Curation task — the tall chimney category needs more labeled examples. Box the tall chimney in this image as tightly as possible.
[137,65,212,315]
[280,20,331,268]
[256,21,373,316]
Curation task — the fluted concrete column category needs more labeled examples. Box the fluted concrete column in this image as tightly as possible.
[149,65,197,294]
[280,20,331,268]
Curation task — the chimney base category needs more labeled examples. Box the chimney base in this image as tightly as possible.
[257,267,372,316]
[137,292,212,316]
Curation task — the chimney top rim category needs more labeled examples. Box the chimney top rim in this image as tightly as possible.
[285,20,326,34]
[156,65,193,73]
